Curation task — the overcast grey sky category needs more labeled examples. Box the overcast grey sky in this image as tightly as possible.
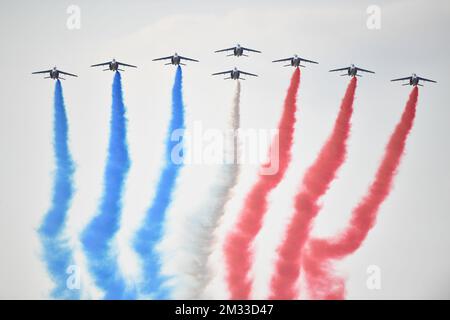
[0,0,449,299]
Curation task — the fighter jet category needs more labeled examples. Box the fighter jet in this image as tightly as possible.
[153,53,199,66]
[272,54,318,67]
[214,44,261,57]
[391,74,436,87]
[32,67,77,80]
[90,59,137,71]
[329,64,375,77]
[212,67,258,80]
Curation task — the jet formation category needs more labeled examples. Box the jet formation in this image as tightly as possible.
[31,45,436,86]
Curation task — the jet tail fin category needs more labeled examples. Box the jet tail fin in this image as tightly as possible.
[243,54,249,57]
[180,63,186,66]
[226,54,234,57]
[103,68,109,71]
[402,83,410,86]
[118,68,125,71]
[283,64,291,67]
[59,77,65,80]
[240,77,246,80]
[165,62,172,65]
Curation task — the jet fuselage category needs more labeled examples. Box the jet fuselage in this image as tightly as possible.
[291,56,302,67]
[348,65,358,76]
[234,45,244,56]
[109,60,119,71]
[410,74,419,86]
[171,54,181,65]
[230,69,240,79]
[50,68,59,79]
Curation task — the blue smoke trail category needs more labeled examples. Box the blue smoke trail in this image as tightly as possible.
[81,72,134,299]
[38,80,79,299]
[134,66,185,298]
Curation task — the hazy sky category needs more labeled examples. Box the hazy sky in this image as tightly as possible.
[1,0,449,299]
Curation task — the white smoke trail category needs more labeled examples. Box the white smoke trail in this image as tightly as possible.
[165,81,241,299]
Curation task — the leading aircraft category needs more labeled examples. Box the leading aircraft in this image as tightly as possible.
[272,54,318,67]
[329,64,375,77]
[153,53,199,66]
[212,67,258,80]
[90,59,137,71]
[391,73,436,86]
[32,67,77,80]
[214,44,261,57]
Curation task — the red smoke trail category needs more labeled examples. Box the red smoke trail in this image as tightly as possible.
[303,87,419,300]
[269,77,357,300]
[224,68,300,299]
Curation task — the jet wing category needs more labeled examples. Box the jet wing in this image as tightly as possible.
[59,70,78,77]
[118,62,137,68]
[329,67,349,72]
[152,56,173,61]
[215,47,235,53]
[391,77,412,82]
[32,70,52,74]
[418,77,437,83]
[243,47,261,53]
[300,57,318,64]
[357,67,375,74]
[212,70,233,76]
[179,56,199,62]
[90,62,111,67]
[272,58,292,63]
[240,71,258,77]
